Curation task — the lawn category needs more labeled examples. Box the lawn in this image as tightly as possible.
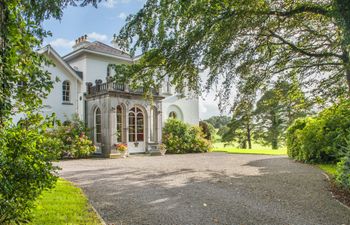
[29,178,101,225]
[318,164,337,177]
[213,142,287,155]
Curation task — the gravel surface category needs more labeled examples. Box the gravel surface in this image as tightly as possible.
[58,153,350,225]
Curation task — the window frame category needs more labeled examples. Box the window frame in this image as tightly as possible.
[62,80,71,103]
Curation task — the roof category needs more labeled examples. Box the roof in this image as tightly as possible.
[39,45,83,82]
[63,41,134,62]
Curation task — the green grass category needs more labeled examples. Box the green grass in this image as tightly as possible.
[212,142,287,155]
[29,178,101,225]
[318,164,337,176]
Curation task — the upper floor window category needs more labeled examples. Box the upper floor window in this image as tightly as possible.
[62,80,70,102]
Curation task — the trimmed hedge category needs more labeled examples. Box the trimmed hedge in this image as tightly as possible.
[163,119,211,154]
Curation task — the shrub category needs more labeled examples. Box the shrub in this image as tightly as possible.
[0,115,61,224]
[49,114,95,159]
[163,119,211,154]
[286,100,350,163]
[286,117,307,160]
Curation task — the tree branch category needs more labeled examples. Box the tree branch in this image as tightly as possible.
[268,30,343,59]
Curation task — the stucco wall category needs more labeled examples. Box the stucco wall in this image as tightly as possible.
[162,95,199,125]
[41,57,82,122]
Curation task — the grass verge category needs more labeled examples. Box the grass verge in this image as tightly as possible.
[213,142,287,155]
[317,164,337,177]
[29,178,102,225]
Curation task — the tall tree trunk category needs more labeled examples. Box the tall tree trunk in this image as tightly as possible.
[247,123,252,149]
[271,112,279,150]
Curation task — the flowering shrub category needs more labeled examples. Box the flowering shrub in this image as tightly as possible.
[115,143,128,152]
[163,119,212,154]
[49,114,95,159]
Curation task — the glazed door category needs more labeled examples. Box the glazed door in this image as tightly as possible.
[128,107,145,153]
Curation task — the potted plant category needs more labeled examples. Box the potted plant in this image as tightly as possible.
[159,143,167,156]
[114,143,128,158]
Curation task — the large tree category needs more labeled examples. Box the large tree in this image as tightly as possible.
[222,84,255,149]
[0,1,100,223]
[254,78,310,149]
[115,0,350,103]
[0,0,101,123]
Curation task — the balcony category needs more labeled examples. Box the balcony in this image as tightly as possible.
[86,79,161,98]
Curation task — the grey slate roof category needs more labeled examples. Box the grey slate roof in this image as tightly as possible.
[63,41,133,60]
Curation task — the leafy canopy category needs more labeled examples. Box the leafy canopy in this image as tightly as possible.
[116,0,350,103]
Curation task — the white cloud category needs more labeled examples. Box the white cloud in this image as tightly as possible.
[102,0,131,8]
[49,38,75,49]
[118,12,127,20]
[87,32,108,42]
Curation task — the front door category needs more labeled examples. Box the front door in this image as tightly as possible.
[128,106,145,153]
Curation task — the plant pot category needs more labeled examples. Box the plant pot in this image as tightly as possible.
[160,149,167,156]
[119,150,127,158]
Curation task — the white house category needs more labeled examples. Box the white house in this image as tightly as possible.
[39,35,199,157]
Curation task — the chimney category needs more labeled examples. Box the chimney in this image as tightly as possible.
[111,34,128,52]
[73,34,90,50]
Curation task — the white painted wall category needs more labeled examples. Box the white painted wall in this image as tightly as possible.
[67,53,131,92]
[41,56,82,122]
[162,95,199,125]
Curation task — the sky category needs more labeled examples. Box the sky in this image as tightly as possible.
[43,0,228,119]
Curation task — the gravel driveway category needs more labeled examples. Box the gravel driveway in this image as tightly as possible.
[58,153,350,225]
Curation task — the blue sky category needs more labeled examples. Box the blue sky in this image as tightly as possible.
[43,0,224,119]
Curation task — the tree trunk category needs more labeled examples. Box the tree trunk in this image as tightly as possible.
[247,124,252,149]
[271,112,279,150]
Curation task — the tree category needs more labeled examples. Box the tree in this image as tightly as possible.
[204,115,231,129]
[222,89,255,149]
[254,79,310,149]
[0,0,99,223]
[115,0,350,104]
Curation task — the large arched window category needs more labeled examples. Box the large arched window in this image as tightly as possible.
[128,107,144,142]
[62,80,70,102]
[95,107,102,143]
[116,105,123,142]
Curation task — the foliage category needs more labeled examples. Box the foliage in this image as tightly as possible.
[0,0,102,122]
[204,116,231,129]
[49,114,95,159]
[222,90,255,149]
[0,1,100,224]
[255,79,310,149]
[115,143,127,152]
[115,0,350,105]
[286,100,350,163]
[29,179,101,225]
[162,119,211,154]
[199,121,215,141]
[335,136,350,189]
[336,153,350,189]
[0,115,61,224]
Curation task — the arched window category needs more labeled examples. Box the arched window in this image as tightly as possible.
[62,80,70,102]
[169,111,177,119]
[116,105,123,142]
[95,107,102,143]
[128,107,144,142]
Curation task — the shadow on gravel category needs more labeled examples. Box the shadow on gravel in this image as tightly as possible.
[61,157,350,225]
